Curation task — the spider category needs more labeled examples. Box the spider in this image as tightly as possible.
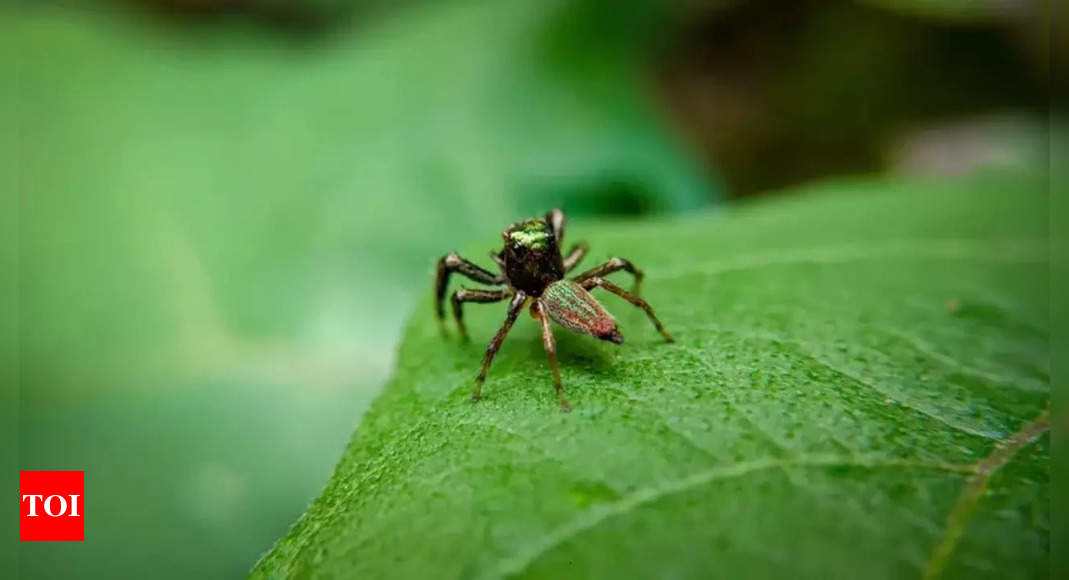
[434,209,674,411]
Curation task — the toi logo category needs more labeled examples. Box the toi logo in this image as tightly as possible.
[20,471,84,541]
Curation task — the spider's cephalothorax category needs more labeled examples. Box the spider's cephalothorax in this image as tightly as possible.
[434,209,674,411]
[501,218,564,295]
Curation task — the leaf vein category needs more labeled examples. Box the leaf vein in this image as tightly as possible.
[921,405,1050,579]
[657,238,1047,280]
[879,326,1048,394]
[490,455,975,580]
[782,343,1004,440]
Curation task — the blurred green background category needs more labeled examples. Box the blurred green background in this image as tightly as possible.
[7,0,1048,578]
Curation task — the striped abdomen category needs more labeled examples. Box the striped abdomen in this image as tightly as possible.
[540,280,623,343]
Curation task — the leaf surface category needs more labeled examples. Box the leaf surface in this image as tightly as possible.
[253,172,1050,579]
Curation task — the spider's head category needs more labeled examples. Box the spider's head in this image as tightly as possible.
[502,218,556,260]
[501,217,564,292]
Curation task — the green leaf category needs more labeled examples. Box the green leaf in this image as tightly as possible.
[252,170,1049,579]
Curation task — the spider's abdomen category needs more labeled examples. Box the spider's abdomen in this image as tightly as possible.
[541,280,623,343]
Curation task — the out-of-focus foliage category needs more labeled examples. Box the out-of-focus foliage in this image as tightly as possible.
[254,169,1049,579]
[9,0,714,577]
[658,0,1048,195]
[1,74,17,574]
[857,0,1037,23]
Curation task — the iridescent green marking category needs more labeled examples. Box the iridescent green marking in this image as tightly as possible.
[544,280,596,317]
[508,219,552,250]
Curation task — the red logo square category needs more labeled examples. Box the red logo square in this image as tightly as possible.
[20,471,84,541]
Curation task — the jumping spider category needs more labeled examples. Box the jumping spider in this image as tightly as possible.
[435,209,674,411]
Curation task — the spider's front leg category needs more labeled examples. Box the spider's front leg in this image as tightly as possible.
[581,276,674,343]
[546,208,566,244]
[573,257,644,295]
[533,300,570,412]
[450,287,510,340]
[435,252,504,335]
[562,242,588,272]
[546,208,588,272]
[472,292,528,402]
[547,207,590,273]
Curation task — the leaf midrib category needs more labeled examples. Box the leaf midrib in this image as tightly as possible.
[490,454,979,580]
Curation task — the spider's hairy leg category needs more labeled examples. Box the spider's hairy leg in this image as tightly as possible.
[562,241,588,272]
[472,292,528,403]
[545,208,566,244]
[450,288,510,340]
[435,252,504,335]
[573,256,644,296]
[581,276,674,343]
[534,300,571,412]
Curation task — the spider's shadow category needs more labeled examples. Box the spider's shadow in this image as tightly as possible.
[520,329,616,376]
